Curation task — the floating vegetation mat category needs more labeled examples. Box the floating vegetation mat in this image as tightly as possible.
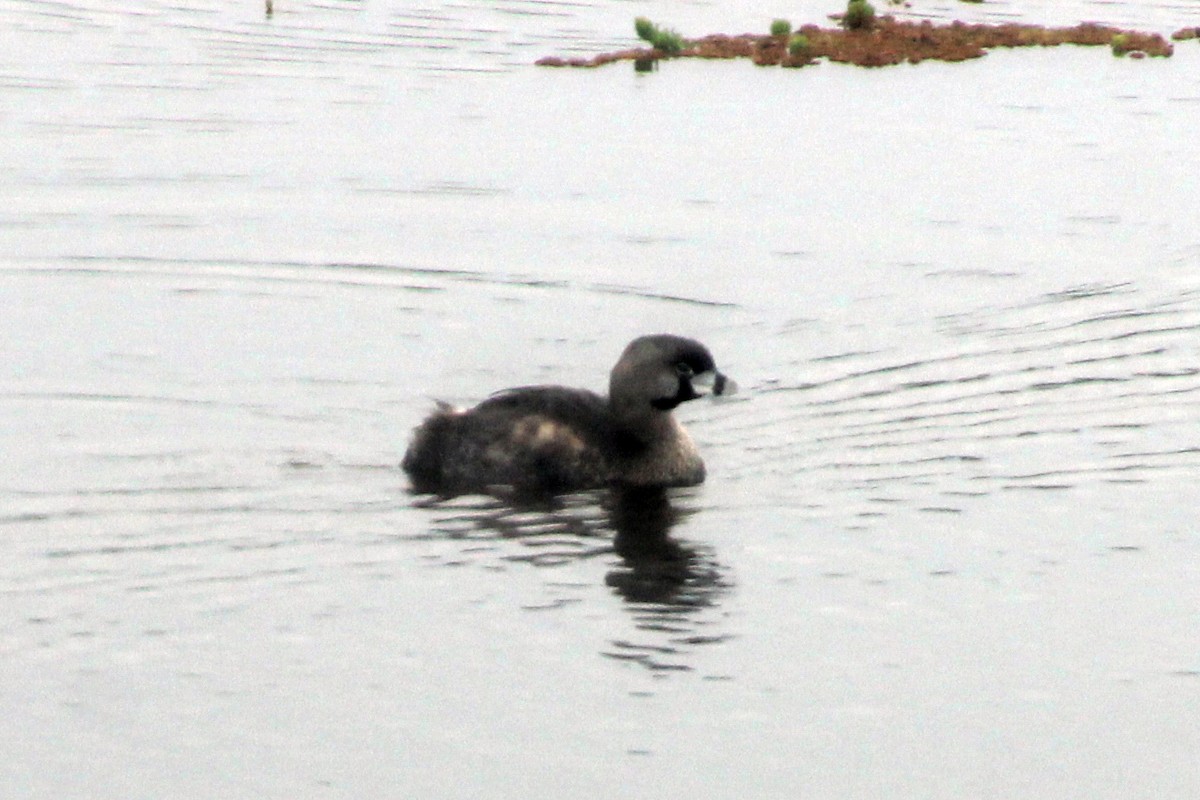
[536,17,1183,69]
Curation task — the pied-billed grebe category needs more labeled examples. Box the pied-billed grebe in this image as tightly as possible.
[403,334,736,495]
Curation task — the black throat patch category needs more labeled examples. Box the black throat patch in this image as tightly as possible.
[651,376,700,411]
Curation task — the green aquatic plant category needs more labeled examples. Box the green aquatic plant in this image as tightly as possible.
[653,28,685,54]
[635,17,656,43]
[842,0,876,30]
[788,33,811,56]
[1110,33,1132,55]
[634,16,685,55]
[770,19,792,37]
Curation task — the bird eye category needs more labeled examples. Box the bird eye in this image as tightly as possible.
[675,362,694,378]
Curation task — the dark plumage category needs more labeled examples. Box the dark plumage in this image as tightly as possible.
[403,334,735,495]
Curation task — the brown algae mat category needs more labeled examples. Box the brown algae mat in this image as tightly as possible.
[536,16,1181,69]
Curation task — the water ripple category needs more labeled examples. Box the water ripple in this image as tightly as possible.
[726,275,1200,525]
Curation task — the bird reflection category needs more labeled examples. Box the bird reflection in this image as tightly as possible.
[602,487,731,671]
[411,485,731,673]
[604,487,722,606]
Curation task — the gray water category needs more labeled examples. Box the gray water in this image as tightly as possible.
[3,0,1200,797]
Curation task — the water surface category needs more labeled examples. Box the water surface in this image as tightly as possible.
[3,1,1200,797]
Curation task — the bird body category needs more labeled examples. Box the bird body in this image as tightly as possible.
[403,335,734,495]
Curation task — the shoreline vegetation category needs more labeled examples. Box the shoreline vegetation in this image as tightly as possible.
[536,14,1192,70]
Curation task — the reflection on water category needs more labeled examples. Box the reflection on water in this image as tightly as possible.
[605,488,731,672]
[411,486,731,672]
